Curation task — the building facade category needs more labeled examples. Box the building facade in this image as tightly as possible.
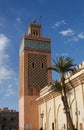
[37,62,84,130]
[0,108,18,130]
[19,21,52,130]
[19,21,84,130]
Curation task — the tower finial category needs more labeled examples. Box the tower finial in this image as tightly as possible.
[33,17,36,24]
[39,16,42,24]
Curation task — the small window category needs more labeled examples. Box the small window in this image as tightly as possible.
[36,31,38,36]
[3,118,6,121]
[2,125,5,130]
[42,63,44,68]
[52,122,54,130]
[33,31,35,36]
[11,118,14,121]
[32,63,34,68]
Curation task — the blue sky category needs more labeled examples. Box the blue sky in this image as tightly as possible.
[0,0,84,111]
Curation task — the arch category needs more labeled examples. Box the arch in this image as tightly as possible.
[47,107,52,130]
[70,98,78,129]
[57,104,66,130]
[56,104,61,130]
[40,109,44,129]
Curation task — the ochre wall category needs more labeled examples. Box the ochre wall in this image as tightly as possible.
[24,96,39,130]
[19,97,24,130]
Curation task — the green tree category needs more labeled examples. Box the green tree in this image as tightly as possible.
[47,56,76,130]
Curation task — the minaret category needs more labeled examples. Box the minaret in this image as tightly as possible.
[19,20,52,130]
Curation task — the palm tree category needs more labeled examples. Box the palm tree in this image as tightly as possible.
[47,56,76,130]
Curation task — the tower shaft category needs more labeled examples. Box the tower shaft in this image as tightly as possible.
[19,22,52,130]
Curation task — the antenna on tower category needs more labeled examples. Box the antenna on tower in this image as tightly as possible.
[33,17,37,24]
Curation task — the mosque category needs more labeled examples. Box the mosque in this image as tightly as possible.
[19,20,84,130]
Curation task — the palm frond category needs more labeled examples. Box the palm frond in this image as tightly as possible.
[49,80,63,94]
[48,56,77,75]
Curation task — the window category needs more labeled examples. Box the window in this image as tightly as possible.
[11,117,15,122]
[36,31,38,36]
[32,63,34,68]
[42,63,44,68]
[52,122,54,130]
[3,118,6,121]
[32,29,39,37]
[33,31,35,36]
[2,125,5,130]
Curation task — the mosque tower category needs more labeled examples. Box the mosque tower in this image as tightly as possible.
[19,19,52,130]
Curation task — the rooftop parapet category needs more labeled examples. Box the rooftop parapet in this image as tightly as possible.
[65,60,84,79]
[0,108,17,113]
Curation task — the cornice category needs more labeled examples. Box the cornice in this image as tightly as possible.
[24,35,51,42]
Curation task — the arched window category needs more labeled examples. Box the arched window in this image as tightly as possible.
[36,31,38,36]
[33,31,35,36]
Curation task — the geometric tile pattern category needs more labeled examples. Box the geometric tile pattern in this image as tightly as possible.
[28,53,48,89]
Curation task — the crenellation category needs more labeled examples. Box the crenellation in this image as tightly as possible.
[58,61,84,82]
[75,65,79,70]
[76,61,84,70]
[81,61,84,67]
[79,64,82,69]
[65,71,71,79]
